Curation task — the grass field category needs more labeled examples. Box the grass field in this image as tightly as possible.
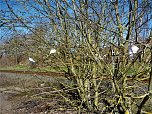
[0,64,68,72]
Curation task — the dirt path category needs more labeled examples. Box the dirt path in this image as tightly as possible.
[0,72,67,114]
[0,92,13,114]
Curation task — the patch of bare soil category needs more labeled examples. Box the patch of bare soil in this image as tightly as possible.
[0,72,152,113]
[15,97,77,114]
[0,92,13,114]
[0,72,76,114]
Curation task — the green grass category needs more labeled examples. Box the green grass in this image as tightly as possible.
[0,64,68,72]
[0,65,29,70]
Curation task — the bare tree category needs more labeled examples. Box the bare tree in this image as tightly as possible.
[1,0,152,113]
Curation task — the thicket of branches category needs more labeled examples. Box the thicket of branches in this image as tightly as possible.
[0,0,152,113]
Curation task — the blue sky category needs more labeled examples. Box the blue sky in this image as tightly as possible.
[0,0,50,44]
[0,0,152,44]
